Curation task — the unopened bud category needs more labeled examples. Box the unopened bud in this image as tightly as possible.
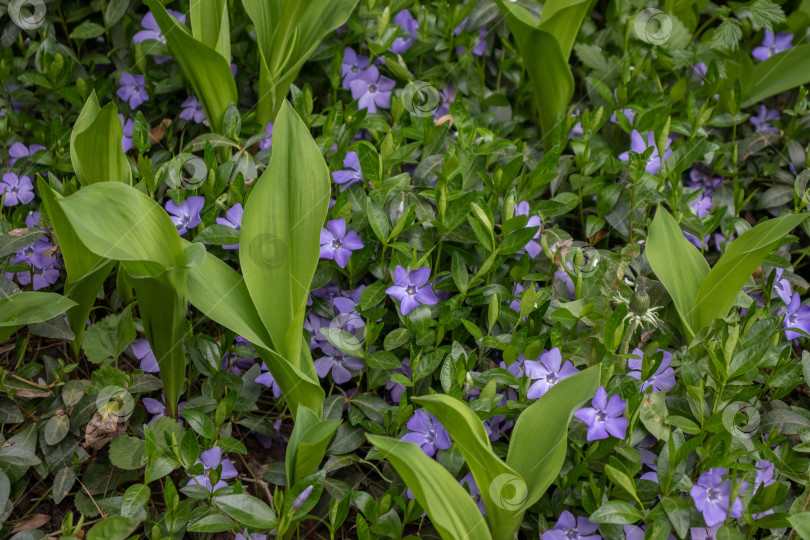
[292,485,314,511]
[629,289,650,315]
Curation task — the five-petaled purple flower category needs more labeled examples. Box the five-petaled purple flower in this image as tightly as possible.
[689,467,746,527]
[332,151,363,190]
[690,525,721,540]
[349,65,395,114]
[514,201,542,258]
[401,409,451,457]
[133,10,186,64]
[314,343,364,384]
[188,446,238,493]
[390,10,418,54]
[341,47,370,89]
[143,393,184,425]
[750,105,780,133]
[131,338,158,372]
[618,130,672,175]
[690,193,713,218]
[119,115,134,152]
[779,292,810,341]
[754,459,775,491]
[1,173,34,206]
[215,203,243,250]
[627,348,676,393]
[319,218,364,268]
[8,142,45,166]
[574,386,628,441]
[180,96,206,124]
[544,511,600,540]
[165,196,204,235]
[117,72,149,109]
[386,266,438,315]
[524,347,579,399]
[752,29,793,61]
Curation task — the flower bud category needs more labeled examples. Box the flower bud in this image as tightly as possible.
[292,485,314,511]
[629,289,650,315]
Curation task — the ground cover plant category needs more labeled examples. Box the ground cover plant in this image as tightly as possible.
[3,0,810,538]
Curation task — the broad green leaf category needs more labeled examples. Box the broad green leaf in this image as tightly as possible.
[589,500,643,524]
[693,213,809,331]
[742,44,810,108]
[789,511,810,539]
[81,306,135,365]
[0,292,76,342]
[239,102,329,377]
[121,484,150,518]
[645,207,710,338]
[145,0,238,133]
[87,516,139,540]
[506,365,600,508]
[285,406,340,487]
[0,229,44,259]
[367,435,493,540]
[213,494,278,529]
[190,0,231,61]
[413,394,526,539]
[70,91,131,185]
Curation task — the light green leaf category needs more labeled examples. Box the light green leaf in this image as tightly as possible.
[589,500,643,524]
[789,511,810,539]
[285,406,340,487]
[213,494,278,529]
[70,91,131,186]
[190,0,231,61]
[742,44,810,108]
[0,292,76,342]
[81,306,135,365]
[87,516,139,540]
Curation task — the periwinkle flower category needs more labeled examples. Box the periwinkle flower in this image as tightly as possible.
[179,96,206,124]
[460,472,486,515]
[291,485,314,511]
[13,237,56,271]
[772,268,793,304]
[689,467,746,527]
[8,142,45,166]
[142,393,184,425]
[341,47,370,89]
[750,105,779,133]
[1,173,35,206]
[627,348,676,393]
[119,115,134,152]
[752,29,793,61]
[687,167,723,194]
[618,130,672,175]
[235,533,267,540]
[401,410,451,457]
[332,151,363,190]
[313,343,364,384]
[524,348,579,399]
[390,10,418,54]
[778,292,810,341]
[684,231,711,250]
[319,219,364,268]
[188,446,238,493]
[690,193,713,218]
[386,266,438,315]
[349,65,395,113]
[754,460,775,491]
[255,363,282,398]
[690,525,721,540]
[131,338,158,372]
[215,203,243,250]
[434,83,456,119]
[258,122,273,150]
[514,201,542,258]
[455,27,488,56]
[385,358,411,403]
[544,511,600,540]
[574,386,628,441]
[133,10,186,64]
[554,263,576,300]
[117,72,149,109]
[165,195,204,235]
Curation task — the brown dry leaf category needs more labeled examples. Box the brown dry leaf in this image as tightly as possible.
[15,389,52,399]
[434,114,454,128]
[8,228,29,237]
[11,513,50,533]
[149,119,172,145]
[83,412,126,450]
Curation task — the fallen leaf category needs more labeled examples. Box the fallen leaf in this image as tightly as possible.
[12,513,50,533]
[8,228,29,237]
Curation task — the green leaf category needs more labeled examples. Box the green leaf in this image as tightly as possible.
[87,516,139,540]
[69,21,106,40]
[742,44,810,107]
[367,435,493,540]
[693,213,809,331]
[81,306,135,365]
[145,0,238,133]
[0,229,44,259]
[213,494,278,529]
[661,496,691,538]
[110,435,147,470]
[414,394,527,539]
[44,414,70,445]
[285,406,340,487]
[506,365,600,508]
[789,511,810,539]
[120,484,150,518]
[190,0,231,61]
[188,513,235,533]
[645,207,710,338]
[0,292,76,343]
[70,92,131,186]
[589,501,643,524]
[52,467,75,505]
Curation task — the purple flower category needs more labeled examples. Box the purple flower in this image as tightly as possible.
[13,237,56,271]
[235,533,267,540]
[638,448,659,482]
[332,151,363,189]
[513,201,542,258]
[385,358,411,403]
[133,10,186,64]
[1,173,35,206]
[618,130,672,175]
[524,348,579,399]
[142,394,183,425]
[401,410,451,457]
[460,472,486,515]
[390,10,419,54]
[255,364,282,397]
[319,219,364,268]
[119,115,134,152]
[291,485,314,511]
[221,352,255,375]
[779,292,810,341]
[258,122,273,150]
[574,386,628,441]
[752,29,793,61]
[690,193,713,218]
[341,48,370,89]
[627,348,676,393]
[772,268,793,304]
[180,96,206,124]
[165,196,204,235]
[131,338,158,372]
[215,203,242,250]
[386,266,438,315]
[188,447,238,493]
[456,27,488,56]
[689,467,746,527]
[349,65,395,113]
[8,142,45,166]
[434,83,456,119]
[117,72,148,109]
[684,231,711,250]
[693,62,708,81]
[313,343,364,384]
[554,263,576,300]
[750,105,779,133]
[687,167,722,193]
[544,511,600,540]
[754,460,775,491]
[690,525,721,540]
